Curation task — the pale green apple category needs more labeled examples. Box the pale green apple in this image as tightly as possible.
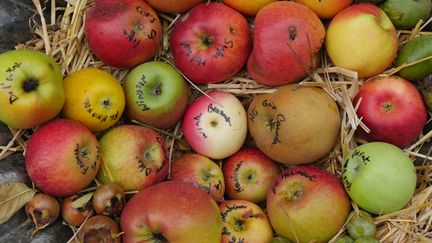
[0,49,64,128]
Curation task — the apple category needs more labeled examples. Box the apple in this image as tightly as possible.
[325,3,398,78]
[182,91,247,159]
[96,125,168,191]
[354,75,426,148]
[267,166,351,243]
[78,215,121,243]
[219,200,273,243]
[223,148,280,203]
[248,84,341,165]
[222,0,277,16]
[292,0,352,19]
[170,2,251,84]
[145,0,203,13]
[123,61,191,129]
[0,49,64,129]
[85,0,162,68]
[120,181,223,243]
[170,153,225,201]
[342,142,417,214]
[25,119,101,197]
[247,1,325,86]
[62,194,93,226]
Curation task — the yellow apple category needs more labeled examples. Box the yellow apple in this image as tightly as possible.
[325,3,398,78]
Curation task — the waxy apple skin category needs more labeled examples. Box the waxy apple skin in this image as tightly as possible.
[219,200,273,243]
[170,153,225,201]
[325,4,398,78]
[247,1,325,86]
[0,50,64,129]
[85,0,162,68]
[25,119,101,197]
[123,61,191,129]
[170,2,251,84]
[182,91,247,159]
[354,75,426,148]
[293,0,352,19]
[223,148,280,203]
[267,166,350,243]
[145,0,203,13]
[120,181,223,243]
[342,142,417,214]
[97,125,168,191]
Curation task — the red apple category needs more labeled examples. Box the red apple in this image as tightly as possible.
[170,2,251,84]
[25,119,101,197]
[120,181,223,243]
[219,200,273,243]
[96,125,168,191]
[223,148,280,203]
[247,1,325,86]
[354,75,427,148]
[145,0,203,13]
[171,153,225,201]
[182,91,248,159]
[85,0,162,68]
[267,166,350,243]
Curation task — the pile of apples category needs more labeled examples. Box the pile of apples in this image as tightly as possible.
[0,0,431,242]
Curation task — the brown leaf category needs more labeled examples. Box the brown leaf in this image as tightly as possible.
[0,182,37,224]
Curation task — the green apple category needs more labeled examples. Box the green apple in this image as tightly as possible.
[123,61,190,129]
[0,49,64,128]
[380,0,432,30]
[342,142,417,214]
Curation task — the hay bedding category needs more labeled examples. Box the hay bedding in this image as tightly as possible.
[1,0,432,242]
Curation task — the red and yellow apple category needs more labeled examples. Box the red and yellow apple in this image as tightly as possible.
[267,166,351,243]
[96,125,168,191]
[170,2,251,84]
[325,3,398,78]
[292,0,352,19]
[120,181,223,243]
[247,1,325,86]
[223,148,280,203]
[25,119,101,197]
[222,0,277,16]
[354,75,426,148]
[170,153,225,201]
[182,91,247,159]
[85,0,162,68]
[219,200,273,243]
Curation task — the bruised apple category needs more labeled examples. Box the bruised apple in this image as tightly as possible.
[170,3,251,84]
[247,1,325,86]
[248,85,341,165]
[85,0,162,68]
[145,0,203,13]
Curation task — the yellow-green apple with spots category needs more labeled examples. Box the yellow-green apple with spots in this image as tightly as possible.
[120,181,223,243]
[223,148,280,203]
[219,199,273,243]
[97,125,168,191]
[325,3,398,78]
[182,91,247,159]
[170,153,225,201]
[123,61,190,129]
[267,166,351,243]
[25,119,101,197]
[0,49,64,129]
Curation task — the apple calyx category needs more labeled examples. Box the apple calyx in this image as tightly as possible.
[151,83,162,96]
[23,78,39,92]
[200,33,214,48]
[382,102,394,112]
[282,181,304,201]
[101,98,111,108]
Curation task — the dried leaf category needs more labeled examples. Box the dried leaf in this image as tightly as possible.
[71,192,93,209]
[0,182,37,224]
